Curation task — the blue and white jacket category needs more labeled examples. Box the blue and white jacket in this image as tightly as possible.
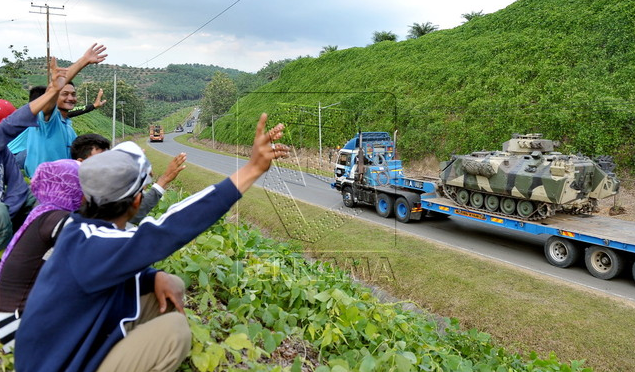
[15,178,241,372]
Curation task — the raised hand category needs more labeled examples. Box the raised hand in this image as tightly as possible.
[250,113,289,173]
[49,57,68,92]
[83,43,108,65]
[230,113,289,194]
[156,152,187,188]
[93,88,107,108]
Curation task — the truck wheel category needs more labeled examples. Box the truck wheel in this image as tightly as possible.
[544,236,580,268]
[584,245,624,280]
[342,187,356,208]
[394,197,411,223]
[375,193,394,218]
[632,262,635,282]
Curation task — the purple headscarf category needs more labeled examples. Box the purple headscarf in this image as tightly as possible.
[0,159,83,274]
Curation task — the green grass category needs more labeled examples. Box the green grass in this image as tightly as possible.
[141,141,635,372]
[197,0,635,174]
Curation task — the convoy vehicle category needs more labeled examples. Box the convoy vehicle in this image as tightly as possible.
[332,132,635,282]
[149,125,165,142]
[439,134,619,220]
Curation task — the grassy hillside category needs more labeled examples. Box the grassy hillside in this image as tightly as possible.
[204,0,635,172]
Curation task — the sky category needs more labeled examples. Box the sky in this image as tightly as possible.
[1,0,517,73]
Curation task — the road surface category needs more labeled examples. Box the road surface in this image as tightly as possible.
[148,132,635,303]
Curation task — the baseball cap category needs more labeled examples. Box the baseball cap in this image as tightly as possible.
[0,100,16,123]
[79,141,153,206]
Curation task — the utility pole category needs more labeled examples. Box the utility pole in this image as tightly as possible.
[112,71,117,145]
[30,3,66,83]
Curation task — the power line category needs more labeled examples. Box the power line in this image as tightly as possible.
[136,0,241,67]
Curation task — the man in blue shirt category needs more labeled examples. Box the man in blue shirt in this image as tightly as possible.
[8,43,108,177]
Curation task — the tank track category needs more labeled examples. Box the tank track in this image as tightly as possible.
[442,185,556,221]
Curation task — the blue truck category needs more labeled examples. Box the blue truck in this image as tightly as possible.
[332,132,635,282]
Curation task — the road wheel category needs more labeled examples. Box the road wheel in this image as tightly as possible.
[485,195,499,212]
[457,189,470,206]
[544,236,580,268]
[470,192,484,208]
[500,198,516,215]
[632,262,635,282]
[342,187,356,208]
[394,197,411,223]
[375,193,394,218]
[517,200,534,218]
[584,245,624,280]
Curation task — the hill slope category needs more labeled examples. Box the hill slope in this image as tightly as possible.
[206,0,635,171]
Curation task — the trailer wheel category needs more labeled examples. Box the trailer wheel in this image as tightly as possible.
[584,245,624,280]
[544,237,580,268]
[632,262,635,282]
[375,193,394,218]
[394,197,411,223]
[342,187,356,208]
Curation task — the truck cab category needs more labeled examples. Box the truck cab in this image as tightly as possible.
[149,125,165,142]
[333,132,401,190]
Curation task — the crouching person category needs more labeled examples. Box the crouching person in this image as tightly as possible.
[14,114,289,372]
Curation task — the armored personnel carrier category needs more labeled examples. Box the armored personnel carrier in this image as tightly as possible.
[439,134,620,220]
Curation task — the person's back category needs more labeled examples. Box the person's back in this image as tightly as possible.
[15,115,289,372]
[0,159,82,352]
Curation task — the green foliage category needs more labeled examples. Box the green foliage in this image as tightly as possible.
[462,10,485,22]
[200,72,238,126]
[320,46,339,56]
[1,45,31,79]
[78,80,147,127]
[372,31,398,43]
[202,0,635,173]
[406,22,438,39]
[148,189,592,372]
[146,64,242,101]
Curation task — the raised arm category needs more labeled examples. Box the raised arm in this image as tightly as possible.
[229,113,289,194]
[66,44,107,84]
[28,57,67,115]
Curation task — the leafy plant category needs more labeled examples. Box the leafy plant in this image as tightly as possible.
[371,31,398,43]
[148,189,593,372]
[406,22,438,39]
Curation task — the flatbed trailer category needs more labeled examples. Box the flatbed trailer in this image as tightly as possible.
[332,132,635,283]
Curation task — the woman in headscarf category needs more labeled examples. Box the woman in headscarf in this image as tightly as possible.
[0,159,82,352]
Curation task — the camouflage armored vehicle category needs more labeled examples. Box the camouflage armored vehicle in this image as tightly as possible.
[439,134,620,220]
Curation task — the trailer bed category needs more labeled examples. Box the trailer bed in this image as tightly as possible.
[422,197,635,255]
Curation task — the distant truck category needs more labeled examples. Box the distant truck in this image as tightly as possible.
[332,132,635,282]
[149,125,164,142]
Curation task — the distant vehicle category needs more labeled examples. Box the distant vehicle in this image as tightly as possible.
[149,125,164,142]
[174,125,184,132]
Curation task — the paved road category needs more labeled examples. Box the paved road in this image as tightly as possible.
[149,132,635,303]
